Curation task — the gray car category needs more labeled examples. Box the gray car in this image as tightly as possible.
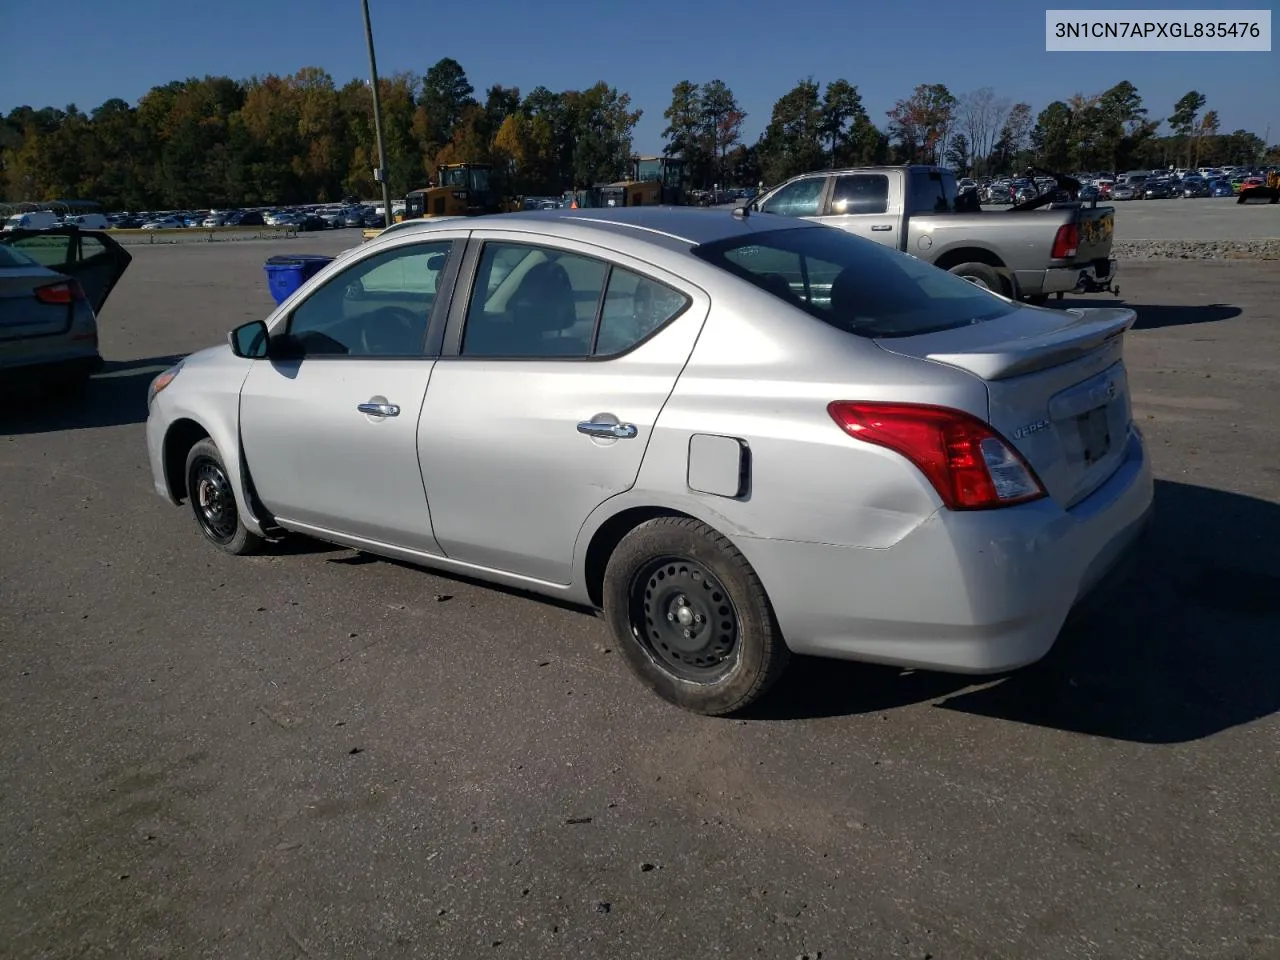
[144,208,1153,715]
[1,227,132,386]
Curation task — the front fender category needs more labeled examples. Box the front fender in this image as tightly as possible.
[156,361,264,536]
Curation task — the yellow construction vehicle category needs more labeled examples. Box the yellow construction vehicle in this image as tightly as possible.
[596,156,687,208]
[363,162,509,240]
[402,162,505,219]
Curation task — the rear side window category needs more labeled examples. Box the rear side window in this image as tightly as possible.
[908,170,958,214]
[692,226,1017,339]
[830,174,888,215]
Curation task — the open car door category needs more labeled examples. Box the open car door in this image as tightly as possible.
[0,227,132,316]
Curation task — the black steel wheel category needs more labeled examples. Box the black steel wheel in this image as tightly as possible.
[183,438,264,555]
[191,456,237,544]
[602,516,790,716]
[629,556,740,683]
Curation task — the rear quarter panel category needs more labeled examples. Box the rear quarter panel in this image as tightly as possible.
[911,211,1068,272]
[577,284,990,558]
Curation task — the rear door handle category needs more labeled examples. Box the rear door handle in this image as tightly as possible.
[358,402,400,417]
[871,224,893,231]
[577,421,637,439]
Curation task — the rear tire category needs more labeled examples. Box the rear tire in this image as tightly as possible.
[948,262,1003,294]
[602,517,790,716]
[184,438,264,556]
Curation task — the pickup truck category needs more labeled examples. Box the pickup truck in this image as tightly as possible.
[749,165,1119,304]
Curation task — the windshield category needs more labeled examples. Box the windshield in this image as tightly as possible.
[692,226,1018,339]
[469,168,491,192]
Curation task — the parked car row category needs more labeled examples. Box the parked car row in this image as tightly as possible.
[97,203,388,231]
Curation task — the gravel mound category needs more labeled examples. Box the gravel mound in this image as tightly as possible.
[1115,239,1280,260]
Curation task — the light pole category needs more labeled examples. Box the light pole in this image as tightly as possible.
[361,0,394,227]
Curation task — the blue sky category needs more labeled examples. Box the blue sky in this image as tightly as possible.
[1,0,1275,150]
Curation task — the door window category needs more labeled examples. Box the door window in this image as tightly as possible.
[908,170,959,214]
[594,267,690,355]
[6,233,73,268]
[758,177,826,217]
[286,241,453,357]
[461,243,607,358]
[830,174,889,215]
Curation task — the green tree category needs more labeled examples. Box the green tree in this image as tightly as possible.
[757,78,823,184]
[819,79,867,166]
[662,81,709,184]
[700,80,744,185]
[1169,90,1207,168]
[420,58,476,147]
[1031,100,1072,169]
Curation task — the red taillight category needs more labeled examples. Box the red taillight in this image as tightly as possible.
[1050,223,1079,259]
[34,280,86,305]
[827,401,1046,510]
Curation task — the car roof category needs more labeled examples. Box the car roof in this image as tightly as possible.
[377,207,810,255]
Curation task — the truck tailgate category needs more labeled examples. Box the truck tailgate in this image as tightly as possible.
[1073,205,1116,263]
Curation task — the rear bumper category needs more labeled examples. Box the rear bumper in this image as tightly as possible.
[736,429,1154,674]
[1018,259,1119,297]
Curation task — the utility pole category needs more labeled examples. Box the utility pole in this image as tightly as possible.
[361,0,394,227]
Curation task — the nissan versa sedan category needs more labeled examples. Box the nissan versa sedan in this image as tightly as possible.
[145,208,1153,715]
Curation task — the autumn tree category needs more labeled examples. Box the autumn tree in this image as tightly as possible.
[886,83,956,164]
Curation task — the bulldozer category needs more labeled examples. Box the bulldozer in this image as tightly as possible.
[595,156,688,208]
[404,162,506,219]
[363,162,513,240]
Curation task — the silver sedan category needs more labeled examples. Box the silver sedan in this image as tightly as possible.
[145,208,1153,715]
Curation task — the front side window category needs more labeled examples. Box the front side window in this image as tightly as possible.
[758,177,826,217]
[285,241,453,357]
[460,243,689,359]
[693,226,1017,339]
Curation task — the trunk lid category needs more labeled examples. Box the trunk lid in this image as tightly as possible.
[0,266,73,339]
[876,304,1135,507]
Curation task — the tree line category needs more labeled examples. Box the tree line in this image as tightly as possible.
[1,58,1274,210]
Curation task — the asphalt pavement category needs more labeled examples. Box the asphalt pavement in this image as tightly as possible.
[1,239,1277,960]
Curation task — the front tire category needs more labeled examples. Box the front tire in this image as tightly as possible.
[602,517,790,716]
[184,438,264,555]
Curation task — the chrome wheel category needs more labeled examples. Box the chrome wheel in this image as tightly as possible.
[629,556,740,683]
[190,457,238,545]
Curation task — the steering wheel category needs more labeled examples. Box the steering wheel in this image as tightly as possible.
[359,306,422,355]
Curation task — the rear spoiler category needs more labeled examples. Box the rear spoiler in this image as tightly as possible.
[923,307,1136,380]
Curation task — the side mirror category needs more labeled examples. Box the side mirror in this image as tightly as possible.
[228,319,269,358]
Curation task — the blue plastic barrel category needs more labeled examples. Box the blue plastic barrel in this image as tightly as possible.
[263,254,334,305]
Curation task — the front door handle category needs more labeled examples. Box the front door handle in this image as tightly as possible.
[577,421,637,439]
[358,402,400,417]
[871,224,893,231]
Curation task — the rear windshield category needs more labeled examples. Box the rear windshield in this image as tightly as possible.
[0,244,40,268]
[691,226,1018,338]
